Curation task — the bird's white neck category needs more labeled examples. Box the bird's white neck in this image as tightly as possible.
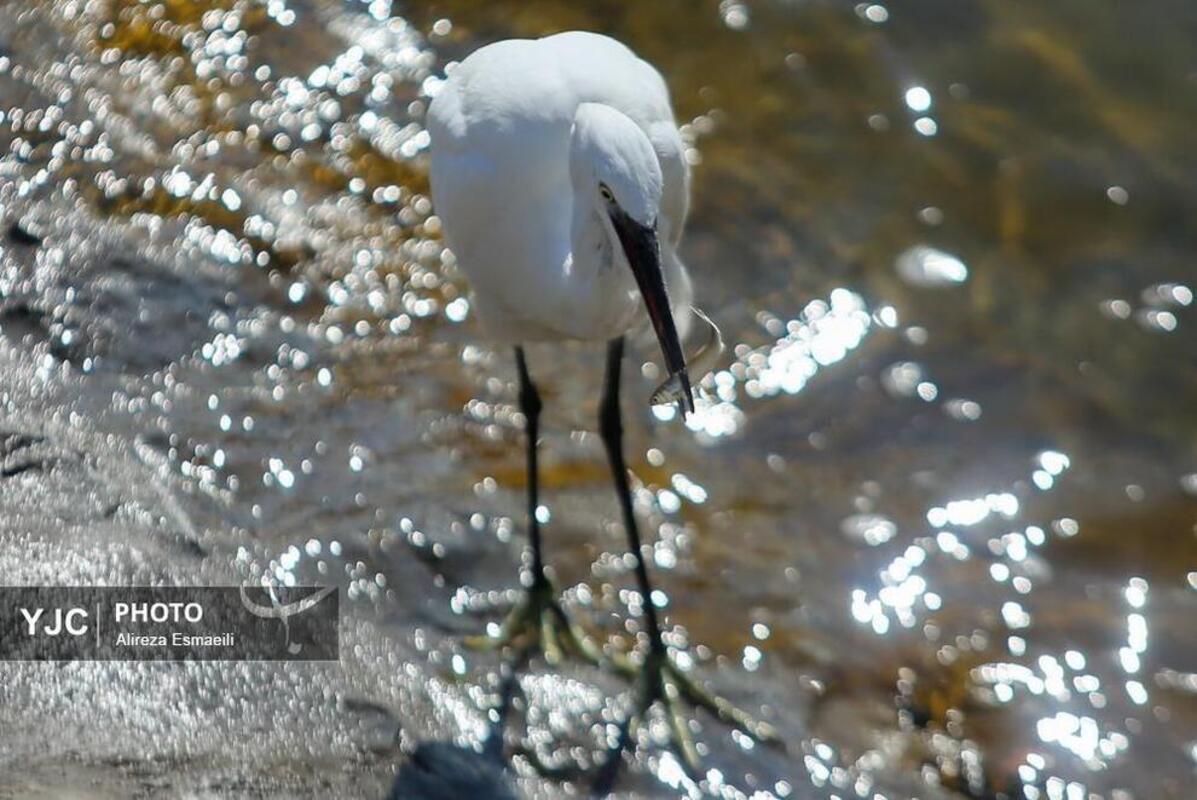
[554,185,641,340]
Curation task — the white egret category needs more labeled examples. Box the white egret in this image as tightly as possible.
[428,31,776,784]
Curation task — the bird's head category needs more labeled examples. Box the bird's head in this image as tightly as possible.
[570,102,693,414]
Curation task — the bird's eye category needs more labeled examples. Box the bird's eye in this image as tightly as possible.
[599,184,614,203]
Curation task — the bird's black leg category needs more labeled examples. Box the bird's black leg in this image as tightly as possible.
[515,346,547,588]
[465,348,602,670]
[592,336,688,790]
[597,337,665,651]
[592,337,781,794]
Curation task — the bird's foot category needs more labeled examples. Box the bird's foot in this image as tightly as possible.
[593,645,782,794]
[464,575,603,667]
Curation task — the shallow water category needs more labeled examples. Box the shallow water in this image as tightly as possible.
[0,1,1195,797]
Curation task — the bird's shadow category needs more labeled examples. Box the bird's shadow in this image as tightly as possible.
[388,740,518,800]
[389,646,534,800]
[390,634,638,799]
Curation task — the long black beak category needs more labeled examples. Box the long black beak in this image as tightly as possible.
[611,210,694,415]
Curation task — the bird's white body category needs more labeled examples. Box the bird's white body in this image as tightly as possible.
[420,36,772,775]
[428,31,692,343]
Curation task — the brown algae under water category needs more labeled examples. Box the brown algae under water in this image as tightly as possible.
[0,0,1196,798]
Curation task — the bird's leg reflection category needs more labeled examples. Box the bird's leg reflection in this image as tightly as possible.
[482,643,529,762]
[593,337,781,792]
[485,643,591,782]
[465,347,604,667]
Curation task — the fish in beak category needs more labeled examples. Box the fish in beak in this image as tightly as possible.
[610,208,694,415]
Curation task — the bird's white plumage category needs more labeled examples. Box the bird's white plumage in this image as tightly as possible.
[428,31,692,343]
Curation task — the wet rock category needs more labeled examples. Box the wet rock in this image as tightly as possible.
[80,252,234,371]
[0,231,233,371]
[0,429,76,480]
[5,220,41,247]
[0,302,48,341]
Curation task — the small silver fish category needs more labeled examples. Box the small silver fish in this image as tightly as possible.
[651,306,725,409]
